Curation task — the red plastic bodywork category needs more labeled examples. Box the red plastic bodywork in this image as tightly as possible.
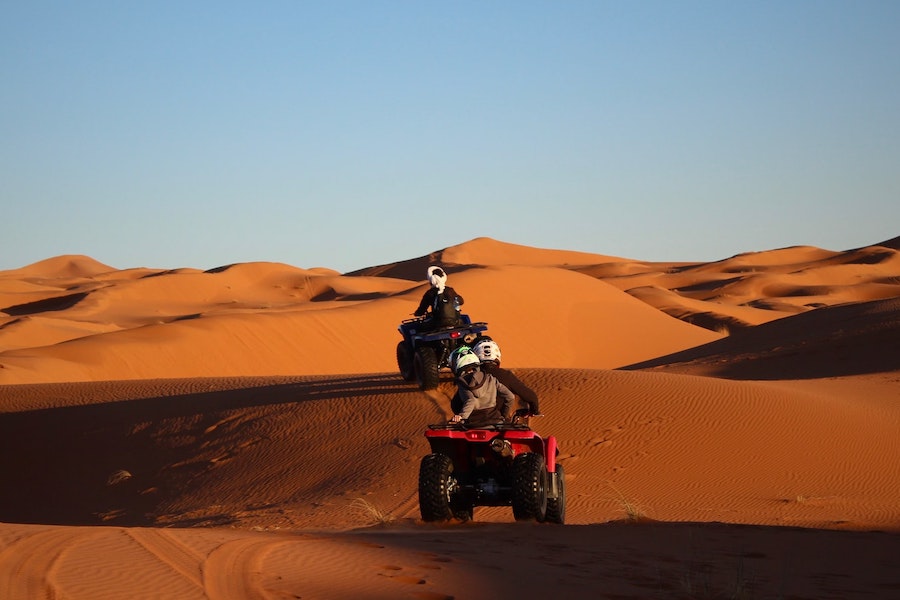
[425,428,559,473]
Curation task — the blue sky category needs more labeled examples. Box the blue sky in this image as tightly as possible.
[2,1,898,273]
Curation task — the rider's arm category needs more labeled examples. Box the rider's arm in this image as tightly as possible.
[456,389,477,420]
[495,381,516,420]
[497,368,540,415]
[414,288,435,316]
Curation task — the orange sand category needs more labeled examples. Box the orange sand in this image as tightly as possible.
[1,237,898,599]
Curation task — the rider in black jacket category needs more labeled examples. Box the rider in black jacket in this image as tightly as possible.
[414,266,464,329]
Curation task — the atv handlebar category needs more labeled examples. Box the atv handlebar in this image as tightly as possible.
[428,409,539,431]
[427,421,533,432]
[512,408,544,422]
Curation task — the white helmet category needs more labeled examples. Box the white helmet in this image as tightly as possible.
[426,265,447,292]
[472,336,501,364]
[450,346,480,375]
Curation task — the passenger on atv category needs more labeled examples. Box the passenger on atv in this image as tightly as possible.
[465,335,541,417]
[448,346,515,428]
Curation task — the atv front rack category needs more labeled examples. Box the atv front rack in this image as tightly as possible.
[427,420,533,432]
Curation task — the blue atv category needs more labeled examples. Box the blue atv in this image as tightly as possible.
[396,315,488,390]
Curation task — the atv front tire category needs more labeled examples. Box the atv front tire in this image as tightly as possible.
[512,452,548,522]
[414,345,440,390]
[396,341,415,382]
[418,453,456,522]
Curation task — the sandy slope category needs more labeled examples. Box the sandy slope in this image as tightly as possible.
[0,245,726,383]
[1,237,899,599]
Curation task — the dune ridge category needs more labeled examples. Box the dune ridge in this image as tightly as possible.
[1,236,899,599]
[4,238,897,385]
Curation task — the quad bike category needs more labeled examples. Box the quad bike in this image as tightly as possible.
[418,410,565,524]
[396,315,488,390]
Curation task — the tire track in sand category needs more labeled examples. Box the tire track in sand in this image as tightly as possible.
[129,528,295,600]
[203,536,290,600]
[125,528,206,592]
[0,527,101,599]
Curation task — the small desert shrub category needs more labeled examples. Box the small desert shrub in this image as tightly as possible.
[350,497,394,525]
[606,482,648,522]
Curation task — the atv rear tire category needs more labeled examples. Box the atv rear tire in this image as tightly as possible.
[544,463,566,524]
[397,341,415,381]
[418,453,457,522]
[414,345,440,390]
[512,452,548,522]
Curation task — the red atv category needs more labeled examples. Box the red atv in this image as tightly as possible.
[418,410,565,523]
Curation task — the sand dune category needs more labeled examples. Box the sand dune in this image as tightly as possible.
[588,244,900,329]
[626,296,900,379]
[1,246,727,383]
[1,237,899,599]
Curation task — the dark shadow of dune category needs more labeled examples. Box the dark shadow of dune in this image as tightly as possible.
[310,289,392,302]
[0,374,418,527]
[350,520,899,599]
[346,259,433,281]
[745,298,809,313]
[140,269,181,278]
[845,248,895,265]
[623,297,900,380]
[171,313,203,321]
[203,264,235,274]
[659,309,753,333]
[869,235,900,250]
[2,292,89,316]
[346,256,482,281]
[673,276,744,294]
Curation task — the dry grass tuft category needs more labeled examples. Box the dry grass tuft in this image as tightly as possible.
[606,481,649,522]
[350,497,394,525]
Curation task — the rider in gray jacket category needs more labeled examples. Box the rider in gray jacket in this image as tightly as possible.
[449,347,514,427]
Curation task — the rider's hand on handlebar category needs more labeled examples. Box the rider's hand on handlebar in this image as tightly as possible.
[449,414,462,424]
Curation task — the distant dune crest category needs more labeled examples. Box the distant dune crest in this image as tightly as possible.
[0,236,898,384]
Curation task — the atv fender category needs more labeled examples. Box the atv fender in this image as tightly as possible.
[543,436,558,473]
